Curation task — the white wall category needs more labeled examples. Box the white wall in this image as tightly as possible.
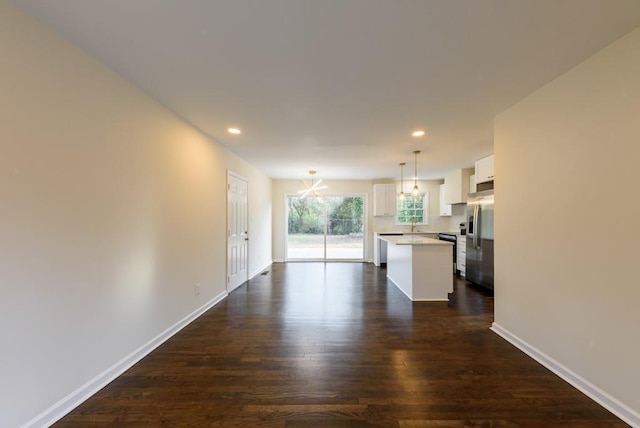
[0,2,271,427]
[494,26,640,422]
[272,179,461,262]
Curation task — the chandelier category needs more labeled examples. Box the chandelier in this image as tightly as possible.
[298,171,327,199]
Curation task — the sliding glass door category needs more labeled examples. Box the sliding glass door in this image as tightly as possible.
[286,195,364,261]
[325,196,364,259]
[287,195,326,259]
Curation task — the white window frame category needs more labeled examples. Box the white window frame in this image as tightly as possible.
[395,192,429,225]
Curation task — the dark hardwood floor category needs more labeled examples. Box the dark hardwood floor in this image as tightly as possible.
[55,263,627,427]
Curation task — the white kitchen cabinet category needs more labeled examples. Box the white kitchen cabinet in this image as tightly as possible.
[475,154,495,184]
[439,184,451,216]
[456,235,467,276]
[373,233,383,266]
[469,174,477,194]
[443,168,473,205]
[373,183,397,217]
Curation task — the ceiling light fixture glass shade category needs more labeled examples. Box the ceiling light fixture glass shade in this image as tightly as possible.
[411,150,421,202]
[412,130,426,137]
[227,127,241,134]
[297,170,328,200]
[398,162,406,208]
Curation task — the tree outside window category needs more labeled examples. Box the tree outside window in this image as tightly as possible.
[288,196,364,235]
[397,193,429,225]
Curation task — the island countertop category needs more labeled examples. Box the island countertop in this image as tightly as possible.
[374,231,462,235]
[380,236,453,246]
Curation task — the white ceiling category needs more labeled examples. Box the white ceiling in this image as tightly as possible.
[15,0,640,180]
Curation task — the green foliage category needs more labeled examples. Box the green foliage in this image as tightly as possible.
[288,197,325,234]
[397,194,425,224]
[287,196,364,235]
[327,196,363,235]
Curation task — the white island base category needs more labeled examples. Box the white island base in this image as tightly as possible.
[382,236,453,301]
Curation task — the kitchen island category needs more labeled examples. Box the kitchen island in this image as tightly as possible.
[380,236,454,301]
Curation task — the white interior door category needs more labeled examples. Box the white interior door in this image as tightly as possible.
[227,173,248,291]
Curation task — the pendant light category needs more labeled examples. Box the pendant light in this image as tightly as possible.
[398,162,406,207]
[411,150,421,202]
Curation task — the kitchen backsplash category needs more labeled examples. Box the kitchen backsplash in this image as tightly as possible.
[372,202,466,233]
[449,204,466,232]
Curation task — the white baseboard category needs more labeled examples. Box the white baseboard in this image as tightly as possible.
[249,260,273,280]
[491,323,640,427]
[25,291,228,428]
[272,258,285,263]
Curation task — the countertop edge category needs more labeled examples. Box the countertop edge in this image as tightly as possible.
[380,236,454,246]
[374,231,463,236]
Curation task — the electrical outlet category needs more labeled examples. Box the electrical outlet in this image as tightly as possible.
[195,283,201,296]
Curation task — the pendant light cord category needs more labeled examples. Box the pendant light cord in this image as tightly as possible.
[412,150,421,202]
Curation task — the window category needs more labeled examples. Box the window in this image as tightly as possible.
[286,195,365,260]
[397,193,429,225]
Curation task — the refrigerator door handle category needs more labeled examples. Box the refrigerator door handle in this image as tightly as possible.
[477,203,482,248]
[473,204,479,248]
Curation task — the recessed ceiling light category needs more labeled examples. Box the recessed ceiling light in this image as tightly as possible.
[227,128,241,134]
[412,130,426,137]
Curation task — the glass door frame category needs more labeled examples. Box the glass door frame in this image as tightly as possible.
[284,193,368,262]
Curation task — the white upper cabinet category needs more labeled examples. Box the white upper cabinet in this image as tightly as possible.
[373,183,397,216]
[443,168,473,205]
[439,184,452,216]
[475,154,495,184]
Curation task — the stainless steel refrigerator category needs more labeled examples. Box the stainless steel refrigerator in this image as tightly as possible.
[466,190,494,290]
